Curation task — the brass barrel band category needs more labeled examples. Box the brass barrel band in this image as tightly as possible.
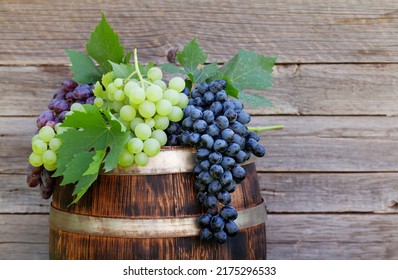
[103,147,254,175]
[49,203,267,238]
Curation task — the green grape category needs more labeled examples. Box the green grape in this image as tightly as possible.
[107,90,115,101]
[156,99,173,116]
[114,78,124,88]
[39,126,55,143]
[147,67,163,81]
[134,123,152,140]
[124,80,139,94]
[119,105,136,122]
[138,100,156,118]
[107,82,118,95]
[151,130,167,146]
[145,118,155,128]
[129,117,144,131]
[54,123,62,133]
[70,103,85,112]
[177,92,189,108]
[31,134,40,144]
[127,137,144,154]
[49,138,62,151]
[135,152,148,166]
[153,80,167,91]
[42,150,57,165]
[168,77,185,93]
[168,106,184,122]
[114,90,125,102]
[163,89,180,105]
[94,97,104,108]
[29,152,43,167]
[118,149,135,167]
[128,86,146,105]
[143,138,161,157]
[44,163,57,172]
[112,101,124,112]
[145,85,163,102]
[32,139,47,155]
[153,115,170,130]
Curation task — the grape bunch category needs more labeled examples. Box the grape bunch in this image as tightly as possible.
[37,79,95,128]
[92,67,188,167]
[166,79,266,243]
[27,79,95,198]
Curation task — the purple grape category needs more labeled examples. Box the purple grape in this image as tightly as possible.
[62,79,78,92]
[52,99,70,114]
[36,110,54,128]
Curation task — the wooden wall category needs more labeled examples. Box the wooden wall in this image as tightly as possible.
[0,0,397,259]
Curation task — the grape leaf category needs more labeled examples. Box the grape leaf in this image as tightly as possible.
[176,37,207,73]
[65,49,102,84]
[217,50,276,93]
[193,63,218,84]
[239,91,273,107]
[159,63,187,75]
[53,105,130,203]
[83,150,106,176]
[109,61,135,79]
[110,61,155,79]
[86,12,124,73]
[123,50,132,64]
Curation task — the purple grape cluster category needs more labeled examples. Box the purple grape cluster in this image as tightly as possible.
[165,80,266,243]
[36,80,95,129]
[28,79,94,198]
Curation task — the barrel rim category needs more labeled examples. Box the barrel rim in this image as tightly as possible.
[102,146,255,175]
[49,202,267,238]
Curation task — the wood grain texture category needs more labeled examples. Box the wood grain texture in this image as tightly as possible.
[1,64,398,117]
[1,0,397,64]
[0,174,51,213]
[50,162,266,259]
[3,213,398,260]
[259,173,398,213]
[267,214,398,259]
[2,116,397,174]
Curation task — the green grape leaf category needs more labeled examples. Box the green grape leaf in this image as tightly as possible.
[123,50,132,64]
[193,63,219,84]
[86,12,124,73]
[53,105,130,204]
[239,91,273,107]
[109,61,135,79]
[83,150,106,176]
[217,50,276,93]
[176,37,207,73]
[159,63,187,75]
[64,49,102,84]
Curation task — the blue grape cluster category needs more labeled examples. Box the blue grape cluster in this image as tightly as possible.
[166,79,266,243]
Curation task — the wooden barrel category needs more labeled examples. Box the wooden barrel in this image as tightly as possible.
[49,146,267,259]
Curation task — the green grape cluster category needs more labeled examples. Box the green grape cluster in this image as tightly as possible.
[29,125,61,171]
[92,67,188,167]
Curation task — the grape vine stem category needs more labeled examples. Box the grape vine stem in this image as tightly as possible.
[134,48,145,89]
[247,125,284,132]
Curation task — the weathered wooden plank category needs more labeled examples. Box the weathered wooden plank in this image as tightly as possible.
[2,213,398,259]
[0,175,51,213]
[1,116,398,174]
[3,172,398,215]
[1,64,398,117]
[0,214,49,260]
[1,0,397,64]
[260,173,398,213]
[267,214,398,259]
